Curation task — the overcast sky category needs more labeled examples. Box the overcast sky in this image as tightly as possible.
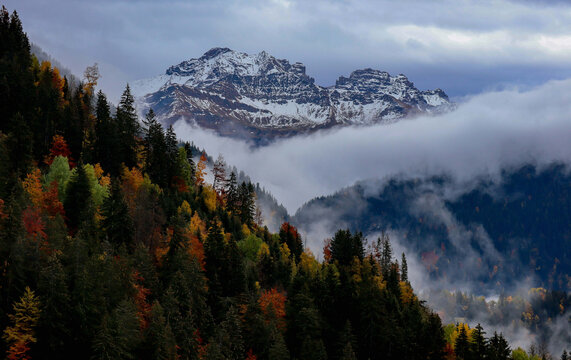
[6,0,571,102]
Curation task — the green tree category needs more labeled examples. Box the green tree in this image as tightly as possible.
[64,162,92,232]
[488,332,510,360]
[401,252,408,282]
[115,85,139,169]
[141,301,177,360]
[101,179,134,251]
[455,325,471,360]
[92,300,141,360]
[329,229,365,267]
[471,323,487,360]
[94,90,121,176]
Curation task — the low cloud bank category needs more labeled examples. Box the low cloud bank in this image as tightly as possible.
[174,78,571,214]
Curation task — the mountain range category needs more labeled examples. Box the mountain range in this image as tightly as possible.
[132,48,452,141]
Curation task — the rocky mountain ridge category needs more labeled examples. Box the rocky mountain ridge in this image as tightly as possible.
[132,48,452,141]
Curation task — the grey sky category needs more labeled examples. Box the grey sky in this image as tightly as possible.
[5,0,571,102]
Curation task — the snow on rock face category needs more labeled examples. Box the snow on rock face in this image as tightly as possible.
[132,48,453,141]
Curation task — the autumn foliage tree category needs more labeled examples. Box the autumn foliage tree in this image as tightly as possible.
[259,288,287,332]
[44,135,72,166]
[3,287,41,360]
[195,152,207,187]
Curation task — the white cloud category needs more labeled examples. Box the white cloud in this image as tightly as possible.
[174,78,571,214]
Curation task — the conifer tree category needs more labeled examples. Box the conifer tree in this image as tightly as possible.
[455,325,470,360]
[471,323,487,360]
[142,109,167,187]
[401,252,408,282]
[225,172,238,213]
[183,142,196,180]
[95,90,120,176]
[380,232,392,277]
[164,125,179,186]
[101,179,134,251]
[36,254,72,357]
[142,301,177,360]
[330,229,364,267]
[64,163,91,232]
[116,84,139,169]
[488,332,510,360]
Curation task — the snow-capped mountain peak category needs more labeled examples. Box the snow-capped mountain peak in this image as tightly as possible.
[132,48,453,142]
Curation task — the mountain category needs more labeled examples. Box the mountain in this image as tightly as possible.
[132,48,452,141]
[292,163,571,292]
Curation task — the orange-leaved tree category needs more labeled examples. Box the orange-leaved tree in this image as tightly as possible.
[195,152,207,187]
[2,287,41,360]
[22,169,43,208]
[258,288,287,332]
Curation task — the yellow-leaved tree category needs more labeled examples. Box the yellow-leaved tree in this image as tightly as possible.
[3,287,41,360]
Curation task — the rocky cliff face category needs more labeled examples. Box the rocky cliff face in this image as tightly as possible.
[132,48,452,141]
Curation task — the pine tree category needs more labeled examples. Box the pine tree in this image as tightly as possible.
[471,323,487,360]
[455,325,470,360]
[330,229,365,267]
[116,84,139,169]
[238,182,256,226]
[225,172,238,213]
[142,301,177,360]
[64,163,92,232]
[142,109,168,187]
[183,142,196,180]
[380,232,392,277]
[36,254,72,357]
[92,300,140,360]
[339,321,358,360]
[101,179,134,251]
[164,125,179,187]
[94,90,121,176]
[401,252,408,282]
[488,332,510,360]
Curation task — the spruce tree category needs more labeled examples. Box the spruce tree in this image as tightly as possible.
[94,90,121,176]
[101,179,134,251]
[401,252,408,282]
[455,325,470,360]
[142,301,177,360]
[143,109,167,187]
[488,332,510,360]
[64,163,92,232]
[330,229,365,267]
[225,172,238,213]
[165,125,179,187]
[116,84,139,169]
[471,323,487,360]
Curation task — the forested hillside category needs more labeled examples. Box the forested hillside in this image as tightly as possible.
[0,6,566,360]
[294,166,570,292]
